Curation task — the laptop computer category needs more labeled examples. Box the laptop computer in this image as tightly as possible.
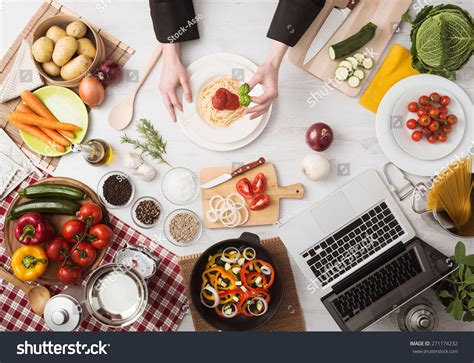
[277,169,457,331]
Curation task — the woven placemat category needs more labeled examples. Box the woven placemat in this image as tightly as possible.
[0,0,135,173]
[179,237,306,331]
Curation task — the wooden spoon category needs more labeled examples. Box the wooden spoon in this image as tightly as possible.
[0,267,51,316]
[108,43,163,130]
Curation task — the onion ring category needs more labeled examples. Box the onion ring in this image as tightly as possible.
[210,195,225,211]
[206,209,219,223]
[243,247,256,260]
[221,247,240,263]
[226,193,245,209]
[247,296,268,316]
[200,286,220,308]
[221,303,239,318]
[260,265,272,275]
[239,206,249,226]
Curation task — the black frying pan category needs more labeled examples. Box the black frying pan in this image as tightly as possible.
[189,232,284,331]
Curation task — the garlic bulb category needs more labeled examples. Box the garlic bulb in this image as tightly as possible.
[133,163,156,182]
[301,153,331,181]
[124,152,143,170]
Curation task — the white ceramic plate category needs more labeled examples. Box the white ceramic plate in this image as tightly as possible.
[391,86,465,161]
[376,74,473,176]
[177,53,272,151]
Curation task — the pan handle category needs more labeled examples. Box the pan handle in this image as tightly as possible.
[239,232,260,245]
[411,182,430,214]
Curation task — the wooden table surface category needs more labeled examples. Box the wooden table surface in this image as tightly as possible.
[1,0,473,332]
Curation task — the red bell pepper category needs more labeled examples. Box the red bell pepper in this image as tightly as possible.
[14,213,55,246]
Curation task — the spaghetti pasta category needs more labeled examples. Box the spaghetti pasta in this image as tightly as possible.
[198,77,246,127]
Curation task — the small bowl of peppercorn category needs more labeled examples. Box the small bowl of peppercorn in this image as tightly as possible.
[164,208,202,247]
[98,171,135,209]
[131,196,162,229]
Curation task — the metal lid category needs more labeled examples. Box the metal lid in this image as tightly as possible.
[44,295,82,332]
[114,244,159,279]
[404,304,438,331]
[84,263,148,328]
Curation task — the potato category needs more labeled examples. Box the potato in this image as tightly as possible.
[60,55,92,80]
[42,61,61,77]
[45,25,67,44]
[32,37,54,63]
[77,38,96,59]
[52,36,78,66]
[66,21,87,39]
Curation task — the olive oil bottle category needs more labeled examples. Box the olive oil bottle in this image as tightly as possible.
[71,139,113,165]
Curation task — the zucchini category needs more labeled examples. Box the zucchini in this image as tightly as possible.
[353,53,365,65]
[7,199,80,220]
[329,22,377,60]
[353,69,365,80]
[348,76,361,88]
[362,57,374,70]
[19,184,86,201]
[335,67,350,81]
[346,56,359,69]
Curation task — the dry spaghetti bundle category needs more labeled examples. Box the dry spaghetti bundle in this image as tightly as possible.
[427,157,473,228]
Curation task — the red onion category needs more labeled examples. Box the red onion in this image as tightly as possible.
[306,122,333,151]
[96,59,122,87]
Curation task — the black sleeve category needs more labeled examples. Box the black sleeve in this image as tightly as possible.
[267,0,326,46]
[149,0,200,43]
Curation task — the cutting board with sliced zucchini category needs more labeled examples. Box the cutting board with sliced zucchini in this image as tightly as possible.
[288,0,412,97]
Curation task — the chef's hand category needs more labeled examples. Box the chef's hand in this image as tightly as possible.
[246,41,289,120]
[160,43,192,122]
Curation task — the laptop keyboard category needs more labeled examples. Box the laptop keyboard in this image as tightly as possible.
[302,201,404,286]
[332,249,422,322]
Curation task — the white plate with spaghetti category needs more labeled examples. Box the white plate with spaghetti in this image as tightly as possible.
[180,55,268,145]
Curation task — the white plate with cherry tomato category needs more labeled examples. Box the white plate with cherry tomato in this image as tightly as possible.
[391,88,465,160]
[376,74,473,176]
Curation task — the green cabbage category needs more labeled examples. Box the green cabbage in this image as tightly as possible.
[410,4,473,80]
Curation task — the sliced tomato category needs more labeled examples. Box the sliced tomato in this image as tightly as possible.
[249,194,270,211]
[236,178,253,199]
[212,88,227,110]
[251,173,267,194]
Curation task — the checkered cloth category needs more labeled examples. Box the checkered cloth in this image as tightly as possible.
[0,174,188,331]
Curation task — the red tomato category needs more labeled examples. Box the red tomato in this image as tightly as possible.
[236,178,253,199]
[411,131,422,142]
[440,95,451,107]
[57,265,82,285]
[417,108,427,117]
[62,219,85,243]
[429,92,440,103]
[89,224,113,250]
[447,114,458,125]
[418,96,429,106]
[249,194,270,211]
[225,92,240,110]
[46,237,71,262]
[427,134,437,144]
[438,106,448,114]
[407,102,418,112]
[429,108,439,118]
[406,119,417,129]
[438,133,448,142]
[442,124,452,134]
[428,120,440,131]
[418,115,431,127]
[438,112,447,121]
[251,173,267,194]
[77,203,103,226]
[420,127,430,136]
[212,88,227,110]
[71,241,96,267]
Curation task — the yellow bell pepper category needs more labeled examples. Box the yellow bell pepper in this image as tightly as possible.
[11,245,48,281]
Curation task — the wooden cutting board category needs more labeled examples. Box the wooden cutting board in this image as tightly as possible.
[288,0,412,97]
[200,163,304,229]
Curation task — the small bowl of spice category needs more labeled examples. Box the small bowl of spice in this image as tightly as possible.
[164,209,202,247]
[132,197,162,229]
[98,171,135,209]
[161,167,199,205]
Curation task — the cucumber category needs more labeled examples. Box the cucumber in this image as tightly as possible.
[362,57,374,70]
[353,69,365,80]
[329,22,377,60]
[7,199,81,220]
[353,53,365,65]
[335,67,350,81]
[19,184,86,201]
[338,60,353,71]
[348,76,361,88]
[346,56,359,69]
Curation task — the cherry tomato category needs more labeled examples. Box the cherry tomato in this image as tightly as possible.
[427,134,437,144]
[438,112,447,121]
[62,219,85,243]
[89,224,113,250]
[249,194,270,211]
[429,108,439,118]
[418,115,431,127]
[411,130,422,142]
[236,178,253,199]
[438,133,448,143]
[428,120,440,131]
[71,241,96,267]
[251,173,267,194]
[46,237,71,262]
[438,106,448,114]
[447,114,458,125]
[442,124,452,134]
[77,203,103,226]
[406,119,417,129]
[440,95,451,107]
[418,96,429,106]
[420,127,430,136]
[429,92,440,103]
[57,265,82,285]
[408,102,418,112]
[417,108,427,117]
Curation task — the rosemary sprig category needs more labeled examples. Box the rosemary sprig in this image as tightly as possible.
[120,118,171,166]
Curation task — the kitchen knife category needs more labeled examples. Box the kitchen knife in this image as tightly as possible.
[303,0,360,65]
[200,157,266,189]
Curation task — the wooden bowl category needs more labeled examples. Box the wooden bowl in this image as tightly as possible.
[4,177,110,286]
[32,15,105,88]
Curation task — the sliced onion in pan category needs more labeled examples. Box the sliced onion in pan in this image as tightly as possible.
[221,247,240,263]
[247,297,268,316]
[260,265,272,275]
[221,303,238,318]
[206,209,219,223]
[243,247,256,260]
[200,286,220,308]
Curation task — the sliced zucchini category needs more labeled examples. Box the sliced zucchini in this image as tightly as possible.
[335,67,350,81]
[348,76,361,88]
[353,69,365,80]
[338,60,353,71]
[346,56,358,69]
[362,57,374,70]
[353,53,365,65]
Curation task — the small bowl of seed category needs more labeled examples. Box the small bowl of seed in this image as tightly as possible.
[164,209,202,247]
[131,196,162,229]
[97,171,135,209]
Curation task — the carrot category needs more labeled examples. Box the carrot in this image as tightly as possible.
[20,91,76,139]
[15,103,34,114]
[7,115,66,153]
[8,112,81,131]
